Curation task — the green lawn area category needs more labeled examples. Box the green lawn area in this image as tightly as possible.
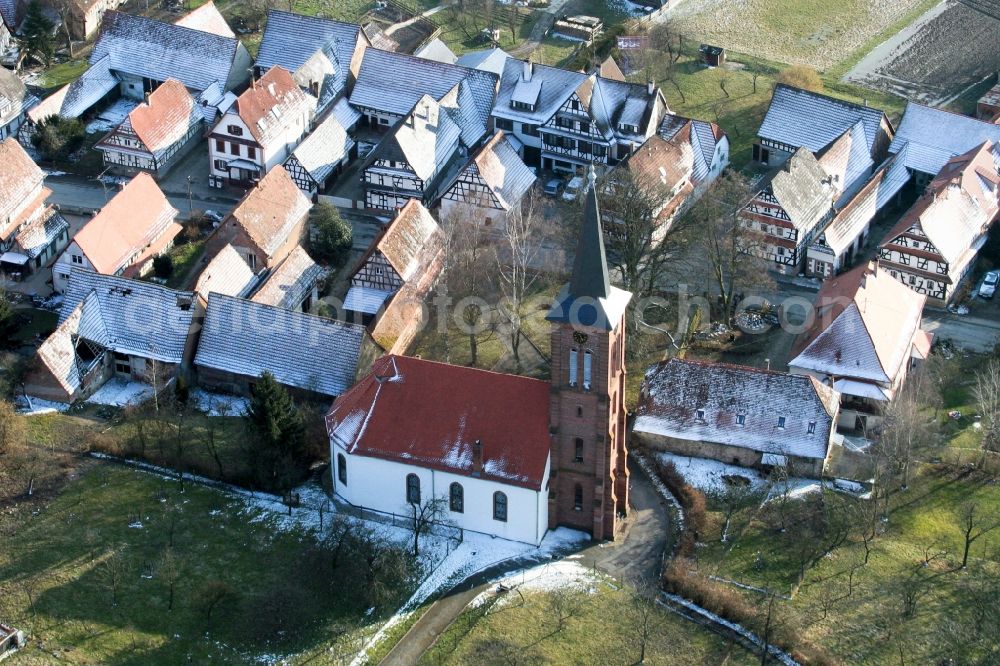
[0,464,419,665]
[165,240,205,290]
[8,309,58,346]
[421,573,756,665]
[37,59,89,90]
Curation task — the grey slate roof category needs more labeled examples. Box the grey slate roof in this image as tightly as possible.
[195,244,258,300]
[91,11,245,93]
[351,48,498,132]
[287,112,353,186]
[447,131,535,211]
[588,77,659,142]
[195,293,364,397]
[455,47,510,76]
[257,9,364,81]
[0,67,37,130]
[495,58,586,124]
[758,84,888,156]
[755,147,834,232]
[0,0,18,28]
[888,102,1000,176]
[660,114,725,183]
[367,95,462,183]
[17,211,69,259]
[59,267,195,363]
[414,37,457,64]
[634,358,838,460]
[331,95,361,130]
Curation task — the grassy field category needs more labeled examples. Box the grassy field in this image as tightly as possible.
[685,353,1000,664]
[37,60,89,90]
[164,240,205,290]
[421,573,756,665]
[0,464,420,665]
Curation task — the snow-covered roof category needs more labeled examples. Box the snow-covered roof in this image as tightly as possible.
[790,261,925,384]
[195,293,364,397]
[0,67,38,130]
[356,199,443,283]
[16,210,69,259]
[817,120,874,206]
[455,47,510,76]
[58,268,195,363]
[285,112,353,186]
[194,244,258,300]
[225,166,312,258]
[414,37,457,64]
[366,94,462,183]
[494,58,586,124]
[660,114,726,183]
[816,162,883,257]
[889,102,1000,176]
[753,147,835,232]
[250,245,325,310]
[758,84,889,156]
[227,66,316,147]
[0,138,44,233]
[173,1,234,38]
[635,358,839,460]
[96,78,202,161]
[343,285,392,314]
[446,131,535,211]
[29,55,118,123]
[325,355,552,490]
[331,96,361,130]
[257,9,365,93]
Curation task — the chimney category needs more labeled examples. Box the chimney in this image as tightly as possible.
[523,59,533,82]
[472,439,483,475]
[647,79,655,96]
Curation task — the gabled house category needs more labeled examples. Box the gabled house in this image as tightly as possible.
[658,113,729,191]
[255,10,370,114]
[350,48,497,138]
[250,245,325,312]
[455,47,510,77]
[192,243,259,306]
[0,0,19,52]
[739,147,836,274]
[204,166,312,272]
[414,38,457,64]
[0,67,38,141]
[789,261,932,432]
[52,172,181,293]
[361,94,463,211]
[24,268,197,404]
[65,0,128,40]
[0,139,70,276]
[492,59,668,172]
[282,111,354,198]
[439,131,536,228]
[754,83,893,168]
[208,67,317,190]
[173,1,234,38]
[194,293,365,399]
[878,141,1000,304]
[634,359,840,477]
[344,199,444,353]
[94,78,203,178]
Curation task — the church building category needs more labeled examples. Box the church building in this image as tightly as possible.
[325,168,633,544]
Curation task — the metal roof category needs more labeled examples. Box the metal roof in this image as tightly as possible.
[888,102,1000,176]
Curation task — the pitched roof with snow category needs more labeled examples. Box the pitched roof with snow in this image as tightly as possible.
[817,120,874,206]
[286,111,353,186]
[250,245,325,310]
[449,131,535,211]
[414,37,457,64]
[351,48,497,132]
[362,199,443,283]
[790,261,925,385]
[0,138,44,229]
[99,78,201,160]
[326,355,552,490]
[91,11,245,93]
[194,244,258,300]
[495,59,587,125]
[29,55,118,123]
[227,166,312,258]
[366,94,462,183]
[889,102,1000,176]
[752,147,834,232]
[659,114,726,183]
[757,84,889,157]
[229,66,316,146]
[0,67,38,130]
[455,47,510,76]
[173,1,234,37]
[72,173,180,276]
[257,10,365,87]
[195,293,364,396]
[634,358,838,460]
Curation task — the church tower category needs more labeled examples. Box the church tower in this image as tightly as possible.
[547,166,632,541]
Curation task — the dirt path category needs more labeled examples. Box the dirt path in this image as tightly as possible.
[507,0,575,58]
[379,459,671,665]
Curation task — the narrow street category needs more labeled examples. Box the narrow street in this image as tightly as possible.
[45,174,238,218]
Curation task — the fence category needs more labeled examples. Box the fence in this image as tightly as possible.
[345,502,465,543]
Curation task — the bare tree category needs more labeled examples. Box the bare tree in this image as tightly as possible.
[159,547,180,611]
[974,360,1000,453]
[622,577,660,663]
[48,0,75,58]
[546,586,585,633]
[714,481,757,543]
[409,496,448,557]
[99,547,131,608]
[440,206,497,366]
[195,579,236,626]
[143,356,168,414]
[647,20,686,103]
[957,502,999,569]
[201,403,228,479]
[877,371,937,492]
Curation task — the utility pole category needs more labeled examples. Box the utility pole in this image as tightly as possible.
[186,175,193,217]
[94,166,112,203]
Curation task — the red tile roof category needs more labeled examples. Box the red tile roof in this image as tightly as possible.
[233,66,312,145]
[124,78,199,154]
[326,355,551,490]
[0,138,45,233]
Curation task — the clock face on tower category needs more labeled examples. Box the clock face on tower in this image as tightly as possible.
[572,331,589,345]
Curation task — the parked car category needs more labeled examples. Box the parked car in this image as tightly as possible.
[204,210,224,227]
[562,176,584,202]
[979,270,999,299]
[543,178,565,197]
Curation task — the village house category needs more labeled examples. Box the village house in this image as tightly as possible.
[194,293,365,399]
[204,166,312,273]
[414,38,458,65]
[633,359,840,477]
[0,139,70,277]
[208,67,316,190]
[173,1,234,37]
[94,78,203,178]
[20,11,251,144]
[789,260,932,433]
[24,268,197,404]
[455,47,510,77]
[282,111,355,198]
[658,113,729,193]
[361,94,464,211]
[349,48,497,137]
[977,81,1000,123]
[0,67,38,141]
[754,84,894,168]
[0,0,17,53]
[52,173,180,293]
[552,15,603,44]
[192,243,259,306]
[878,141,1000,304]
[438,131,536,229]
[592,55,626,82]
[492,59,668,172]
[255,10,370,115]
[327,168,632,545]
[250,245,325,313]
[739,147,837,274]
[344,199,443,353]
[64,0,127,40]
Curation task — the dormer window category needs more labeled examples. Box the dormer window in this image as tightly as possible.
[619,123,638,134]
[807,421,816,434]
[511,100,535,112]
[736,414,745,426]
[696,409,705,421]
[777,416,786,429]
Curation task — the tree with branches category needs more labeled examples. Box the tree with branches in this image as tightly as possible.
[440,206,497,366]
[957,502,999,569]
[409,496,448,557]
[974,359,1000,453]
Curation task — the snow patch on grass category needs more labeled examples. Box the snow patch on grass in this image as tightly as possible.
[86,378,154,407]
[190,389,249,417]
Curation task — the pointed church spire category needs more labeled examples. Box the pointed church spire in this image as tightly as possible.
[568,165,611,300]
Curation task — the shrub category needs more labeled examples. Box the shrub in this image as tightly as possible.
[31,115,86,161]
[309,203,353,268]
[776,65,823,92]
[152,254,174,278]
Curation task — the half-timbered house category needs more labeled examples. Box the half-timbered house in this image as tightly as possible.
[739,148,836,274]
[95,78,203,178]
[208,67,316,190]
[439,131,536,228]
[877,141,1000,305]
[0,139,69,276]
[52,173,181,293]
[282,112,354,198]
[361,94,463,211]
[658,114,729,193]
[0,68,38,141]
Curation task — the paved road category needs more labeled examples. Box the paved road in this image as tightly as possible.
[923,310,1000,353]
[380,460,670,665]
[45,174,239,218]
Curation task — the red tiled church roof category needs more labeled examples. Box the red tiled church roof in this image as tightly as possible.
[326,355,551,490]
